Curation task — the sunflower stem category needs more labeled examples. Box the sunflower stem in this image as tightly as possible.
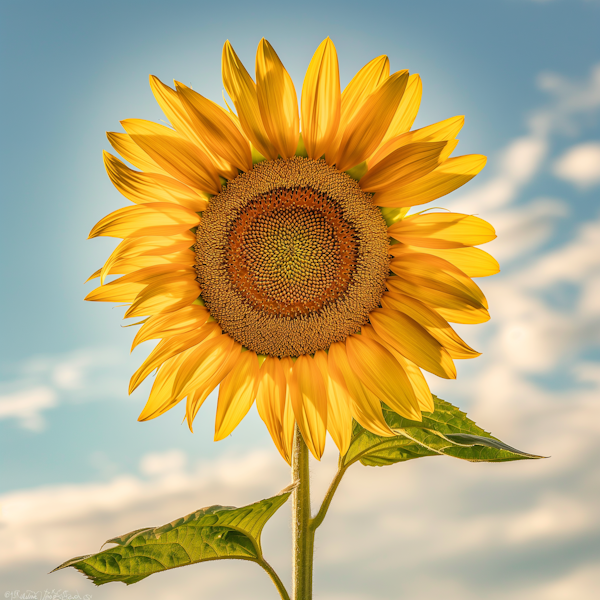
[310,464,347,531]
[291,426,314,600]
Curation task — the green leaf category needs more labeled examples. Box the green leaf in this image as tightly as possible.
[343,395,543,467]
[52,483,295,586]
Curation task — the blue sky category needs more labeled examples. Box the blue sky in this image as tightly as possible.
[1,0,600,598]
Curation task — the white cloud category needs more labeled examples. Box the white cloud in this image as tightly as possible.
[449,136,548,214]
[553,142,600,189]
[139,449,187,476]
[0,449,288,569]
[483,197,567,264]
[51,355,96,390]
[579,273,600,315]
[515,215,600,287]
[531,565,600,600]
[532,64,600,137]
[501,136,548,185]
[448,63,600,220]
[0,386,57,431]
[0,346,133,431]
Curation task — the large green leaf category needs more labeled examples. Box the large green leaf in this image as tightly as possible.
[52,483,295,586]
[343,395,542,467]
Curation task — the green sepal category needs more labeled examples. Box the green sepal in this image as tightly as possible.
[295,133,309,158]
[251,145,267,165]
[343,395,543,468]
[345,161,368,181]
[52,484,296,586]
[380,206,409,226]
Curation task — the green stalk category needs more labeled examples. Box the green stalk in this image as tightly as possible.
[257,557,291,600]
[291,426,314,600]
[310,464,347,531]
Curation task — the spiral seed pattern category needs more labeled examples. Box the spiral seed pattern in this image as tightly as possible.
[227,187,358,317]
[195,157,389,357]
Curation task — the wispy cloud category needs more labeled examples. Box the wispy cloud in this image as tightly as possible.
[0,347,132,431]
[553,142,600,189]
[532,64,600,137]
[0,387,57,431]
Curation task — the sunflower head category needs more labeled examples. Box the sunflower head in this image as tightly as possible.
[86,37,498,463]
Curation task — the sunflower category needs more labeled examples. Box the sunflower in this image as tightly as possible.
[86,38,497,463]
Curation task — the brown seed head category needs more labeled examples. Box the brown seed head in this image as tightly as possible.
[195,157,389,357]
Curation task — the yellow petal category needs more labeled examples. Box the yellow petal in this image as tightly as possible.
[379,73,423,147]
[90,251,193,283]
[255,38,300,159]
[106,132,168,175]
[185,343,241,431]
[103,152,208,211]
[138,349,194,421]
[124,274,199,318]
[374,154,487,208]
[396,357,433,412]
[89,201,200,239]
[387,275,490,324]
[221,93,249,140]
[176,81,252,172]
[369,308,456,379]
[129,322,221,393]
[149,75,238,180]
[132,304,210,350]
[335,70,409,172]
[346,335,421,421]
[96,234,194,284]
[389,243,500,278]
[173,334,237,401]
[278,356,300,458]
[390,253,488,309]
[326,55,390,164]
[360,141,447,192]
[222,41,278,160]
[98,234,195,285]
[130,232,196,256]
[97,263,192,285]
[256,357,294,464]
[215,351,260,440]
[85,268,102,284]
[121,119,221,194]
[85,280,145,303]
[361,325,434,412]
[301,38,341,160]
[86,264,191,303]
[389,212,496,249]
[328,342,394,437]
[381,292,480,359]
[313,350,352,455]
[289,354,327,460]
[370,115,464,167]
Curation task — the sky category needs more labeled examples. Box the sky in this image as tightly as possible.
[1,0,599,598]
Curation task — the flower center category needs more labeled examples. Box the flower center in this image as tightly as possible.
[226,187,358,318]
[195,157,389,358]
